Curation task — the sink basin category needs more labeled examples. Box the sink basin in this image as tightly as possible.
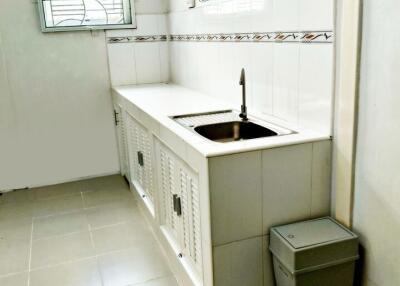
[194,121,278,143]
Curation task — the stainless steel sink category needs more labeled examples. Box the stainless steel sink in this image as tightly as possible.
[171,110,294,143]
[194,121,278,143]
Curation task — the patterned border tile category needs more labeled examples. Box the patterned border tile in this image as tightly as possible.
[107,31,334,44]
[169,31,333,43]
[107,35,167,43]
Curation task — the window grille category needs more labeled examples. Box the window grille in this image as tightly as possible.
[38,0,135,32]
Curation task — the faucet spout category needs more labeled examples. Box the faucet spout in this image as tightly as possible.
[239,68,248,121]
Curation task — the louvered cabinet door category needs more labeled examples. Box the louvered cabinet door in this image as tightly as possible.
[138,127,154,202]
[120,110,131,181]
[158,143,181,242]
[126,113,141,185]
[178,163,203,274]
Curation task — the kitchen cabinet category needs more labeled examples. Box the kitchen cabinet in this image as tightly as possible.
[112,85,332,286]
[126,112,155,212]
[155,139,203,277]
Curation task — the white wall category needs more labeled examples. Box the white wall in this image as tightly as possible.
[167,0,335,135]
[0,0,121,190]
[353,1,400,285]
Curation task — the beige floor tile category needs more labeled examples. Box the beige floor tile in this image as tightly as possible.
[0,189,34,205]
[0,201,34,220]
[33,194,84,218]
[83,175,129,192]
[98,246,172,286]
[31,231,94,269]
[0,216,32,241]
[0,239,30,276]
[33,211,88,240]
[30,258,102,286]
[0,272,28,286]
[33,181,87,200]
[85,201,141,229]
[91,221,155,254]
[130,276,179,286]
[82,188,135,208]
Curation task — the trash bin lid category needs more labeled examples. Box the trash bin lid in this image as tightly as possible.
[275,217,355,249]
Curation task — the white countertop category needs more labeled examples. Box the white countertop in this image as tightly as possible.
[113,83,330,157]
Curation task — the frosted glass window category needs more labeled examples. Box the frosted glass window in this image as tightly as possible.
[38,0,135,32]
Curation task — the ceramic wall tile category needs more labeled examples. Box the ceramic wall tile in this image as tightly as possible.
[134,0,168,15]
[250,43,274,115]
[299,0,334,31]
[159,42,170,83]
[298,44,334,135]
[251,0,274,32]
[213,236,263,286]
[134,42,162,84]
[273,0,299,31]
[311,140,332,217]
[272,44,299,124]
[106,14,169,86]
[166,0,334,135]
[209,151,262,246]
[107,43,137,86]
[262,143,313,234]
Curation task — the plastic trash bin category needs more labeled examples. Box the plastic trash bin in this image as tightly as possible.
[269,217,359,286]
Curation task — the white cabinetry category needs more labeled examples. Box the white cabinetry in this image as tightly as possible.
[126,112,155,213]
[155,139,203,281]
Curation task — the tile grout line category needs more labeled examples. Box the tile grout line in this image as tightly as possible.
[84,190,105,286]
[27,217,34,286]
[28,244,143,273]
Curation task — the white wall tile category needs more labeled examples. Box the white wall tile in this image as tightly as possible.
[250,43,274,115]
[213,237,263,286]
[311,140,331,217]
[272,44,299,124]
[298,44,333,134]
[209,151,262,245]
[157,13,169,35]
[107,43,137,86]
[169,0,188,12]
[273,0,299,31]
[106,15,165,37]
[135,15,164,35]
[299,0,334,31]
[251,0,274,32]
[134,42,162,84]
[262,143,313,234]
[134,0,168,14]
[159,42,170,83]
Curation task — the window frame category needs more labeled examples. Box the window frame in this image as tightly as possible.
[37,0,136,33]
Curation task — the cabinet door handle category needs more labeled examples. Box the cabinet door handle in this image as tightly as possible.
[137,151,144,166]
[176,196,182,216]
[172,194,182,216]
[114,110,119,126]
[173,194,178,212]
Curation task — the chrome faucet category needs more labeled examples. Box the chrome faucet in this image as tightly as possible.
[239,68,248,121]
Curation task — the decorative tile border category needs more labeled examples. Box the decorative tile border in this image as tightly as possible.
[107,35,167,43]
[107,31,333,44]
[170,31,334,43]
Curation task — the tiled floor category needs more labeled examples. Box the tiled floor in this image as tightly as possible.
[0,175,179,286]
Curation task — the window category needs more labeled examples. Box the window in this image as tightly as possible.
[38,0,135,32]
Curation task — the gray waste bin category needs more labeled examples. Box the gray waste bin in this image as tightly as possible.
[269,217,359,286]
